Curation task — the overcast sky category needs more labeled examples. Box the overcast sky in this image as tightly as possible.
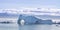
[0,0,59,9]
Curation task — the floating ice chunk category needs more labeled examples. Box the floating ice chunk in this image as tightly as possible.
[20,19,25,25]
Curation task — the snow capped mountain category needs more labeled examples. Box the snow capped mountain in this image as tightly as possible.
[0,8,60,16]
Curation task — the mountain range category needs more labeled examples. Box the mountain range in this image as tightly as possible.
[0,13,60,19]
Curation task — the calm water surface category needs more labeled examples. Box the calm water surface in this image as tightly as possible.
[0,24,60,30]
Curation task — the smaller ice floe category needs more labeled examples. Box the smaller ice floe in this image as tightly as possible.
[20,19,25,25]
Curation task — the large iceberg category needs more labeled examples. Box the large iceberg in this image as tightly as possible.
[17,14,53,25]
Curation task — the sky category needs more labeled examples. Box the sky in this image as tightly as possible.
[0,0,60,16]
[0,0,59,9]
[0,0,59,16]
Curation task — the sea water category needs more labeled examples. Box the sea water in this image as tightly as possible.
[0,24,60,30]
